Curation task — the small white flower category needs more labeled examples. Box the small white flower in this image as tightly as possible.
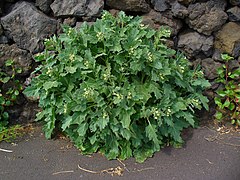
[159,73,164,80]
[69,54,75,61]
[166,108,171,117]
[148,52,153,62]
[96,32,104,41]
[127,92,132,99]
[63,104,67,114]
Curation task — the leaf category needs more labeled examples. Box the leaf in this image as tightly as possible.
[145,122,161,151]
[173,101,187,112]
[134,148,154,163]
[169,126,183,143]
[43,81,61,91]
[120,128,131,140]
[217,90,227,97]
[89,134,98,145]
[214,97,222,108]
[61,116,73,131]
[215,111,223,120]
[192,79,211,88]
[72,112,86,125]
[181,112,195,126]
[119,110,133,129]
[97,116,109,130]
[229,103,235,111]
[77,123,88,136]
[223,99,230,108]
[65,66,77,74]
[119,141,132,160]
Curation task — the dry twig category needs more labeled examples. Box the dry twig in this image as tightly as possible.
[0,148,13,153]
[78,164,124,176]
[52,170,74,175]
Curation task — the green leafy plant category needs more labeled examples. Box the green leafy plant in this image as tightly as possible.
[24,11,210,162]
[214,54,240,126]
[0,125,23,142]
[0,59,22,132]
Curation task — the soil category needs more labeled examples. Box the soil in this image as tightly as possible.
[0,123,240,180]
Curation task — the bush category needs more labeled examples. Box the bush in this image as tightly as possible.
[214,54,240,126]
[24,11,210,162]
[0,59,22,132]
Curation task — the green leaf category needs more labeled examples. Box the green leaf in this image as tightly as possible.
[77,123,88,136]
[223,99,230,108]
[214,97,222,108]
[120,128,131,140]
[43,81,61,91]
[5,59,14,66]
[229,103,235,111]
[97,116,109,130]
[65,66,77,74]
[61,116,73,131]
[119,141,132,160]
[145,122,161,151]
[134,148,154,163]
[215,111,223,120]
[217,90,227,97]
[119,110,133,129]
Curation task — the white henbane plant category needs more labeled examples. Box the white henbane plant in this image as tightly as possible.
[24,11,210,162]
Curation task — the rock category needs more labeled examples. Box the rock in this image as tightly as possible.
[50,0,86,17]
[63,17,77,27]
[151,0,169,12]
[177,0,194,5]
[106,0,150,12]
[109,9,120,17]
[0,3,2,15]
[201,58,222,80]
[186,0,228,35]
[229,0,240,5]
[177,31,214,58]
[0,23,3,36]
[75,21,94,29]
[18,102,40,123]
[86,0,104,17]
[0,36,9,44]
[171,1,188,18]
[51,0,104,17]
[0,44,33,76]
[214,22,240,58]
[1,1,57,53]
[142,10,183,36]
[36,0,53,14]
[227,6,240,22]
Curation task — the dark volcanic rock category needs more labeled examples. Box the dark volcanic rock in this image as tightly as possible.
[186,0,228,35]
[36,0,53,14]
[0,36,9,44]
[51,0,104,17]
[171,1,188,18]
[0,44,33,76]
[142,10,183,36]
[177,0,194,5]
[177,31,214,58]
[151,0,170,12]
[0,22,3,36]
[201,58,222,80]
[106,0,150,12]
[227,6,240,22]
[230,0,240,5]
[1,1,57,53]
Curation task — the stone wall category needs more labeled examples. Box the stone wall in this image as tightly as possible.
[0,0,239,123]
